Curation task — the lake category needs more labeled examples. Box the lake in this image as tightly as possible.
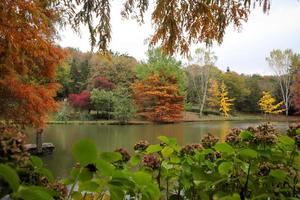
[27,121,291,178]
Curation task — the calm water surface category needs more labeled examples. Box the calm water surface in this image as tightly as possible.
[27,121,291,178]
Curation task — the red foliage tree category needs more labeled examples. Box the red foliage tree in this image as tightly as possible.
[0,0,65,128]
[292,65,300,114]
[68,91,91,111]
[132,73,184,123]
[94,76,115,90]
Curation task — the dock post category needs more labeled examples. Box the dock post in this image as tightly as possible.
[36,128,43,154]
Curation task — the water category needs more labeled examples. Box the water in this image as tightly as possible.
[27,121,291,178]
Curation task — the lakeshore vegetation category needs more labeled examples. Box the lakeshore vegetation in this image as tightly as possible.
[1,0,300,199]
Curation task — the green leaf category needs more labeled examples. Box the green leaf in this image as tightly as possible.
[218,162,233,176]
[109,184,125,200]
[270,169,287,181]
[146,144,162,154]
[278,135,295,151]
[70,167,80,179]
[17,186,55,200]
[170,155,181,163]
[296,128,300,135]
[78,180,99,192]
[78,168,93,182]
[130,155,140,166]
[219,193,240,200]
[133,171,152,185]
[30,156,43,168]
[37,168,54,183]
[72,139,98,166]
[161,146,174,158]
[61,178,74,185]
[0,164,20,192]
[214,143,234,155]
[239,131,253,140]
[71,191,82,200]
[158,136,170,144]
[95,159,114,176]
[99,152,122,163]
[239,148,257,160]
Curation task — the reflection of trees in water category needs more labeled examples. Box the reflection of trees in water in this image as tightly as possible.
[31,122,290,178]
[219,121,230,142]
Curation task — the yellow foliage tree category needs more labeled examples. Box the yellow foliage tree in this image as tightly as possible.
[219,82,234,117]
[258,91,285,115]
[207,79,220,110]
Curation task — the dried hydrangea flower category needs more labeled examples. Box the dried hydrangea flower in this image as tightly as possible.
[142,154,160,170]
[201,133,219,148]
[115,148,131,162]
[134,140,150,151]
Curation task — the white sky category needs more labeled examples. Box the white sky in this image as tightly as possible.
[58,0,300,75]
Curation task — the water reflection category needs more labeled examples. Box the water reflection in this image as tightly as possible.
[27,121,290,178]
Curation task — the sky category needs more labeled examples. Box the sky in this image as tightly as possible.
[58,0,300,75]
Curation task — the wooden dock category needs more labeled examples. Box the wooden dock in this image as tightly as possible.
[25,143,55,155]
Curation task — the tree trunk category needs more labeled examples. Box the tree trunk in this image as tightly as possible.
[36,129,43,154]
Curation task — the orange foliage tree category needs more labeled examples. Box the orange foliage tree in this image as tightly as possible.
[132,73,184,123]
[0,0,65,128]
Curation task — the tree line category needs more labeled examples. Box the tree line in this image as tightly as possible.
[55,48,300,123]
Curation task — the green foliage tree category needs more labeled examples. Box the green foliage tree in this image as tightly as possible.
[136,49,187,93]
[56,60,72,100]
[112,87,135,123]
[70,59,91,94]
[90,89,115,119]
[221,71,250,112]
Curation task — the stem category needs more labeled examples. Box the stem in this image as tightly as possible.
[67,168,82,200]
[157,167,161,189]
[240,163,251,200]
[177,185,181,200]
[166,178,169,200]
[288,145,297,165]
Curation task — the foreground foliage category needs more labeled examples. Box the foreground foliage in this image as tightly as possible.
[1,123,300,199]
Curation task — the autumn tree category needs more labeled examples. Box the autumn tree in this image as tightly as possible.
[258,91,285,115]
[291,66,300,113]
[0,0,65,128]
[266,49,300,116]
[186,48,217,116]
[137,49,186,93]
[89,54,137,88]
[68,91,91,111]
[219,82,234,117]
[93,76,115,91]
[132,73,184,123]
[207,79,221,111]
[60,0,272,55]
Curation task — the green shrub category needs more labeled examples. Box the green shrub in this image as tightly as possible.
[78,112,93,121]
[54,103,73,121]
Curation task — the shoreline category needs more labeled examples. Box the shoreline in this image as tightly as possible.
[47,114,300,125]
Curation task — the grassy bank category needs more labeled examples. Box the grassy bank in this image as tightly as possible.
[47,112,300,125]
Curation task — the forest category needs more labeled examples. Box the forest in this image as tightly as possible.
[54,47,300,123]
